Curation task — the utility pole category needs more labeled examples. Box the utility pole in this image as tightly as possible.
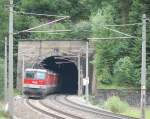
[141,14,146,119]
[22,55,24,95]
[4,37,8,103]
[8,0,14,117]
[80,66,83,95]
[78,54,81,95]
[85,41,89,102]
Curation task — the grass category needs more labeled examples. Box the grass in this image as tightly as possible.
[97,83,139,89]
[0,101,9,119]
[97,83,150,118]
[104,96,129,113]
[0,88,20,119]
[89,95,150,119]
[120,107,150,119]
[0,111,9,119]
[14,89,22,96]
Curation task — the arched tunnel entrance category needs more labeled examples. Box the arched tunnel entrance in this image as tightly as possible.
[41,56,78,94]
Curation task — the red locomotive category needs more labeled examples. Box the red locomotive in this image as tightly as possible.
[23,68,59,97]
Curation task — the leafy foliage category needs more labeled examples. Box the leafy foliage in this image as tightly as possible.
[0,0,150,89]
[113,57,136,85]
[31,23,68,40]
[0,58,4,99]
[20,0,90,21]
[89,0,150,89]
[147,66,150,90]
[71,21,91,39]
[0,0,8,57]
[104,96,129,113]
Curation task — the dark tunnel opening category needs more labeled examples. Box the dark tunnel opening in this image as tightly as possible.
[41,56,78,94]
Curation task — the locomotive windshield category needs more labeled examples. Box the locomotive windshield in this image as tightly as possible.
[26,71,34,78]
[25,71,46,80]
[35,72,46,80]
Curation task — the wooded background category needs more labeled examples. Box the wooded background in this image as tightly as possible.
[0,0,150,99]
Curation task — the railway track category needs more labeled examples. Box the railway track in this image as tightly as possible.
[61,95,139,119]
[26,99,64,119]
[26,95,140,119]
[26,97,84,119]
[39,96,84,119]
[53,95,138,119]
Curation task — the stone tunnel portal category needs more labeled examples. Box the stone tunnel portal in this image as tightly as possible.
[41,56,78,94]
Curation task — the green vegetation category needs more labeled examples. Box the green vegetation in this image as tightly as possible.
[0,0,150,92]
[89,1,150,89]
[104,96,129,113]
[0,58,8,118]
[0,110,9,119]
[97,83,138,89]
[121,107,150,119]
[0,101,9,119]
[113,57,136,86]
[14,89,21,96]
[0,58,4,99]
[89,96,150,119]
[0,1,149,119]
[0,1,150,118]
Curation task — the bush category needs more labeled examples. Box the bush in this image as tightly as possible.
[100,79,112,85]
[104,96,129,113]
[113,57,136,85]
[147,66,150,90]
[147,79,150,90]
[0,58,4,99]
[72,21,91,39]
[98,67,112,85]
[0,101,9,118]
[0,110,8,118]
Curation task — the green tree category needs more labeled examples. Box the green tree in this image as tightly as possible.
[0,0,8,57]
[0,58,4,98]
[20,0,90,21]
[105,96,129,113]
[113,57,136,86]
[1,0,150,89]
[71,21,91,39]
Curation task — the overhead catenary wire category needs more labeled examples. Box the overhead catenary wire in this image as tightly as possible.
[88,24,142,41]
[14,16,70,35]
[19,30,72,35]
[104,23,142,27]
[13,11,69,18]
[22,30,72,33]
[103,26,139,38]
[88,37,139,40]
[13,11,144,27]
[47,33,68,35]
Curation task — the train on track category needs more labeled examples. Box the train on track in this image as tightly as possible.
[23,68,59,97]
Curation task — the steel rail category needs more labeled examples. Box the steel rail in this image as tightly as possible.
[39,95,84,119]
[26,99,65,119]
[64,95,139,119]
[48,95,132,119]
[55,95,126,119]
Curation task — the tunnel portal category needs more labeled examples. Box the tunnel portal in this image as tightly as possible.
[41,56,78,94]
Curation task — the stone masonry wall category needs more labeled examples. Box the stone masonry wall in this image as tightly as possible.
[94,89,150,106]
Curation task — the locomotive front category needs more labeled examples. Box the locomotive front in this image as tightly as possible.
[23,68,47,97]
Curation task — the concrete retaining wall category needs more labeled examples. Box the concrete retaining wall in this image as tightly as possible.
[94,89,150,106]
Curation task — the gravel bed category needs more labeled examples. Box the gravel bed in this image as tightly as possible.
[13,95,133,119]
[14,96,53,119]
[43,95,118,119]
[66,95,137,119]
